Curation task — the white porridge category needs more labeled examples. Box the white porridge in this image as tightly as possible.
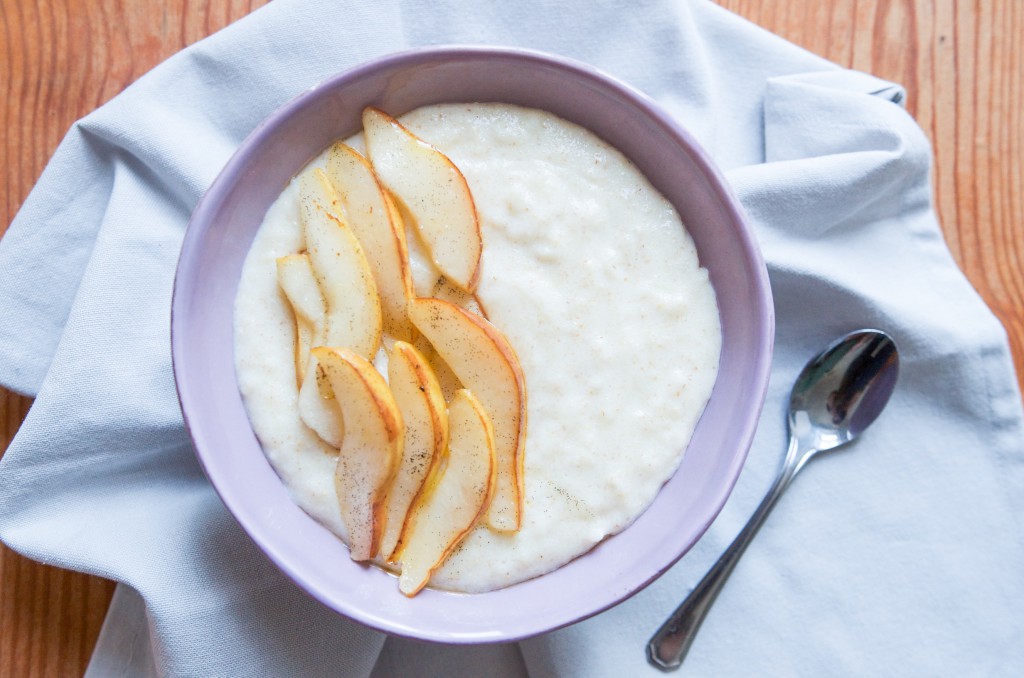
[234,103,721,593]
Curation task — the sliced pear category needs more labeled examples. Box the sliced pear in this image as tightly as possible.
[277,253,326,384]
[431,275,487,319]
[408,298,526,532]
[396,389,496,596]
[298,164,346,220]
[379,341,449,562]
[411,333,462,404]
[297,360,344,448]
[390,199,483,319]
[362,107,482,292]
[295,325,315,385]
[299,169,382,360]
[324,143,415,342]
[393,197,442,299]
[407,277,486,403]
[312,346,403,561]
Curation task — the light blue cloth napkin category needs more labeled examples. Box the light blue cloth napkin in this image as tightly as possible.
[1,1,1022,676]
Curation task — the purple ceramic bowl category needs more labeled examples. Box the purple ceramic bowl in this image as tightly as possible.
[172,46,773,643]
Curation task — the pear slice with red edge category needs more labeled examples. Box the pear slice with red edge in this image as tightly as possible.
[395,389,496,596]
[277,251,343,446]
[379,341,449,562]
[297,360,344,448]
[312,346,403,561]
[276,253,326,386]
[299,169,382,360]
[324,143,415,342]
[408,298,526,532]
[430,275,487,319]
[362,107,482,293]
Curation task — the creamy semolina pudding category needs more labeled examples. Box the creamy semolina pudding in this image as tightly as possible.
[234,103,721,593]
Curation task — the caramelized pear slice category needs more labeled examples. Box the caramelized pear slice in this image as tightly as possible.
[299,169,382,360]
[276,253,326,384]
[312,346,403,561]
[410,333,462,404]
[362,107,482,292]
[408,298,526,532]
[431,275,487,319]
[380,341,449,562]
[297,360,344,448]
[396,389,496,596]
[324,143,415,342]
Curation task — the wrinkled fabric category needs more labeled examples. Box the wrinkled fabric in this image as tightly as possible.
[0,1,1021,676]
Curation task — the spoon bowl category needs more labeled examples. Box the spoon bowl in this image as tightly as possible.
[647,329,899,671]
[790,330,899,455]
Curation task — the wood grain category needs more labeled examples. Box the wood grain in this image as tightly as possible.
[1,0,1021,674]
[718,0,1024,383]
[0,2,269,675]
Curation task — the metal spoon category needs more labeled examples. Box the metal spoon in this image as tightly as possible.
[647,329,899,671]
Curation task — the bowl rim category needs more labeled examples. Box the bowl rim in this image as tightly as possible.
[171,44,774,643]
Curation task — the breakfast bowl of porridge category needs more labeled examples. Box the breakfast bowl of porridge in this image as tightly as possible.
[171,46,773,642]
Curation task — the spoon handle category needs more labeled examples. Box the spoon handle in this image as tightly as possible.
[646,437,803,671]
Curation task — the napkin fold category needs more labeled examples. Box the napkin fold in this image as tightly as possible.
[2,1,1022,676]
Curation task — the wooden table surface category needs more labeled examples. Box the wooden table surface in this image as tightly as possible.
[1,1,1021,675]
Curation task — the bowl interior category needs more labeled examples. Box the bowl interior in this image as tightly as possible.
[172,47,773,643]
